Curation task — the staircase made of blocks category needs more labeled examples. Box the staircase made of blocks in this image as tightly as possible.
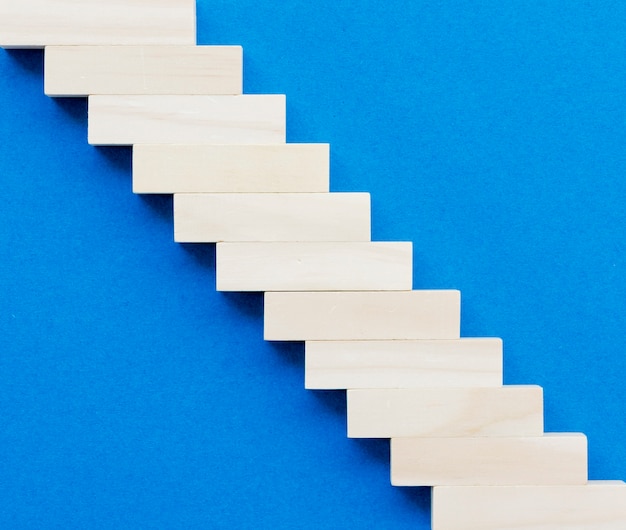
[1,1,625,528]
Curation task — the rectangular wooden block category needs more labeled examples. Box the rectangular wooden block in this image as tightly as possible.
[0,0,195,48]
[305,338,503,389]
[45,46,242,96]
[132,144,330,194]
[347,386,543,438]
[432,481,626,529]
[88,95,286,145]
[264,290,460,341]
[216,242,413,292]
[391,433,588,486]
[174,193,370,243]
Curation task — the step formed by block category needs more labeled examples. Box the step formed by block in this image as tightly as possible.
[45,46,242,96]
[347,386,543,438]
[132,144,330,194]
[88,95,286,145]
[216,242,413,292]
[264,290,460,341]
[391,433,588,486]
[0,0,196,48]
[174,193,371,243]
[432,481,626,530]
[305,338,502,389]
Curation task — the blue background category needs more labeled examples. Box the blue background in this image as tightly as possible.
[1,1,625,528]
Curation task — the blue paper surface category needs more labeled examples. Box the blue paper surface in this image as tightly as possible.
[1,1,625,528]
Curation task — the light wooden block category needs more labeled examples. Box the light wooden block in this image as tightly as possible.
[0,0,195,48]
[305,338,503,389]
[45,46,242,97]
[216,242,413,292]
[88,95,286,146]
[391,433,588,486]
[264,290,460,341]
[347,386,543,438]
[132,144,329,194]
[432,481,626,529]
[174,193,370,243]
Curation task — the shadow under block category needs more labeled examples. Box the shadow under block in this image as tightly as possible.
[264,290,460,341]
[174,193,371,243]
[45,46,242,97]
[432,482,626,530]
[391,433,588,487]
[132,144,330,194]
[346,386,543,438]
[0,0,196,48]
[305,338,503,389]
[87,95,286,146]
[216,242,413,292]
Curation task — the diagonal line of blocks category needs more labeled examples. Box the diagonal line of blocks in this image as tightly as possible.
[2,1,625,528]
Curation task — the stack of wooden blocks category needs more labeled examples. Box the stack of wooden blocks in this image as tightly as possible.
[1,1,625,528]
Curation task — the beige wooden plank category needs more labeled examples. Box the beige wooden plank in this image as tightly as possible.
[432,481,626,530]
[174,193,370,243]
[88,95,286,146]
[347,386,543,438]
[391,433,588,486]
[264,290,460,341]
[45,46,242,97]
[132,144,329,194]
[0,0,195,48]
[216,242,413,292]
[305,338,502,389]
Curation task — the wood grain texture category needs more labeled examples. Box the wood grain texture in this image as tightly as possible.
[132,144,329,194]
[305,338,503,389]
[45,46,242,96]
[432,481,626,529]
[391,433,588,486]
[347,386,544,438]
[0,0,195,48]
[216,242,413,292]
[264,290,461,341]
[174,193,370,243]
[88,95,286,145]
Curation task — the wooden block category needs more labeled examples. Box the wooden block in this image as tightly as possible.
[45,46,242,97]
[0,0,195,48]
[174,193,370,243]
[432,481,626,529]
[132,144,329,194]
[216,242,413,292]
[305,338,502,389]
[88,95,285,146]
[347,386,543,438]
[391,433,588,486]
[264,291,460,341]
